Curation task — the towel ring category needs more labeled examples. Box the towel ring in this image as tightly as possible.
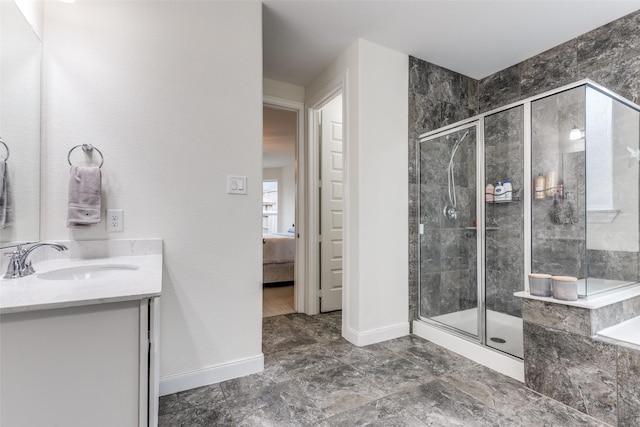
[67,144,104,168]
[0,138,9,162]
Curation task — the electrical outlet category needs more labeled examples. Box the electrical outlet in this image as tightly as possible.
[107,209,124,232]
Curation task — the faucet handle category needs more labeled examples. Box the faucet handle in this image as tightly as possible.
[4,245,24,258]
[3,247,24,279]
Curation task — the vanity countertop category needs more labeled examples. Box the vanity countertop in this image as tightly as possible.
[0,239,162,314]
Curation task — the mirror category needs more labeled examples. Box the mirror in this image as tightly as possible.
[0,1,41,247]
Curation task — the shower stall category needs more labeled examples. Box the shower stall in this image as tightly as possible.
[415,80,640,378]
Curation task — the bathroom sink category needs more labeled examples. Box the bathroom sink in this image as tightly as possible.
[38,264,140,281]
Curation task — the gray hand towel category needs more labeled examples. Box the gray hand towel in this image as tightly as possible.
[0,161,13,229]
[67,166,102,228]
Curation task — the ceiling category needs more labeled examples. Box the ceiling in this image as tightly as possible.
[261,1,640,168]
[263,106,297,168]
[263,0,640,86]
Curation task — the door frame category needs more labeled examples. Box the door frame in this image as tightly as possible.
[305,74,346,315]
[263,95,305,313]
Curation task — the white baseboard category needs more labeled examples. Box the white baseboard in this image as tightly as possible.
[159,354,264,396]
[412,320,524,382]
[344,321,410,347]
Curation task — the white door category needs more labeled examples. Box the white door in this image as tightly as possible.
[320,95,343,312]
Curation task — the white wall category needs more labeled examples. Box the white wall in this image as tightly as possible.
[42,1,263,393]
[306,39,409,345]
[15,0,43,40]
[264,78,305,103]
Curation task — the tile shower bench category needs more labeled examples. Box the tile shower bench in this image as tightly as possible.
[516,288,640,426]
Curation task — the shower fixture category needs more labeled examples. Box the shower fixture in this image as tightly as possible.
[444,130,470,219]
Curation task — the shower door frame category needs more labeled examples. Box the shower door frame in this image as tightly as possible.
[417,119,487,346]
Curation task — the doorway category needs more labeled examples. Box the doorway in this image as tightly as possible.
[318,94,344,312]
[262,105,298,317]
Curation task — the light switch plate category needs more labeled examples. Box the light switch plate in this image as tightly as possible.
[227,175,247,195]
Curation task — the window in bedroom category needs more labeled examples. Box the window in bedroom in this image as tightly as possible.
[263,181,278,234]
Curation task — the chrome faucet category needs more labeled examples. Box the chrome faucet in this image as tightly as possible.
[4,242,68,279]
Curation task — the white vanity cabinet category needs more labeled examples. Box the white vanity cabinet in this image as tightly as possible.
[0,297,159,427]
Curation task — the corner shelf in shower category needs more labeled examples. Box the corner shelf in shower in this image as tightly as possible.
[486,199,521,204]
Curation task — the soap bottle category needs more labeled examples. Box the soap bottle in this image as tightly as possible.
[546,171,557,197]
[534,173,545,200]
[503,179,513,201]
[494,182,505,202]
[485,183,494,202]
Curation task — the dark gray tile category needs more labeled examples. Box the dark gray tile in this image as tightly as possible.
[399,339,477,377]
[272,341,350,379]
[336,342,400,367]
[158,384,234,426]
[326,391,427,427]
[262,315,318,353]
[524,322,617,425]
[225,379,327,427]
[618,346,640,426]
[296,364,387,417]
[442,364,541,416]
[520,40,578,98]
[373,380,509,426]
[379,334,429,353]
[478,64,521,112]
[623,296,640,320]
[159,383,226,416]
[158,393,182,417]
[512,395,609,426]
[220,355,292,401]
[522,298,591,336]
[158,404,235,427]
[354,356,434,394]
[285,313,344,344]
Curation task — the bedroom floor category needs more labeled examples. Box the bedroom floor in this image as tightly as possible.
[263,283,295,317]
[158,312,606,426]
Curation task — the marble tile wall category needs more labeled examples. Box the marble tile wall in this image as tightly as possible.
[522,295,640,336]
[618,345,640,426]
[418,128,478,317]
[524,321,618,425]
[522,297,640,425]
[409,57,479,320]
[477,11,640,111]
[484,107,525,317]
[409,9,640,322]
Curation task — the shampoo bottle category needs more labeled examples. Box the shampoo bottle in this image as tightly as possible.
[494,182,505,201]
[534,173,545,199]
[503,179,513,201]
[546,171,557,197]
[485,183,494,202]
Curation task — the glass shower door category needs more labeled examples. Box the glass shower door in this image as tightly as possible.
[418,123,480,339]
[484,106,525,359]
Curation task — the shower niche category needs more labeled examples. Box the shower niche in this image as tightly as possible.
[417,80,640,367]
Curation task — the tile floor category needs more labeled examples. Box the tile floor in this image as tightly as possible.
[159,312,607,426]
